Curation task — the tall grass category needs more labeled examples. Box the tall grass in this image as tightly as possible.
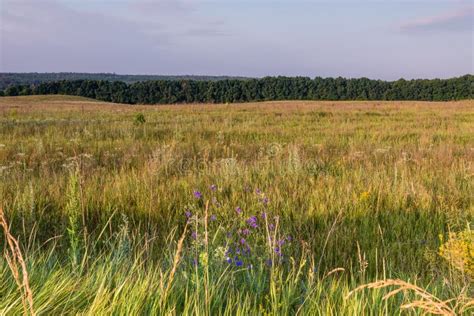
[0,96,473,314]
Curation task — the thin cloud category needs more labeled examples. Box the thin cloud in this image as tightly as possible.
[182,28,230,38]
[131,0,197,14]
[129,0,230,38]
[400,6,473,33]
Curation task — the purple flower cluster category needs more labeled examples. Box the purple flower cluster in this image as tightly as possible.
[246,216,258,228]
[240,228,250,235]
[225,242,252,268]
[186,185,293,270]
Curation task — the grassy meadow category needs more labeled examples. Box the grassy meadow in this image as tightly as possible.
[0,95,473,315]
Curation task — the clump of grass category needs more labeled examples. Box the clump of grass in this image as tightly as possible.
[134,113,146,125]
[65,167,83,269]
[348,278,473,315]
[0,207,35,316]
[162,221,188,306]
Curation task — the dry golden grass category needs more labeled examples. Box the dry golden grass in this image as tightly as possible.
[348,278,473,315]
[0,207,35,316]
[1,95,473,114]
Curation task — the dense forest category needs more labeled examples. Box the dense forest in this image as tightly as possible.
[1,75,472,103]
[0,73,249,90]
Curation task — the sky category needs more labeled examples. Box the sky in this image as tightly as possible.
[0,0,473,80]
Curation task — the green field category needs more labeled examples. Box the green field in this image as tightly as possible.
[0,96,473,315]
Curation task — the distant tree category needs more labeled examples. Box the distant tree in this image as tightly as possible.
[19,86,32,96]
[5,86,19,96]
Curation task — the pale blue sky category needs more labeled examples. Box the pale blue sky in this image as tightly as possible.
[1,0,472,79]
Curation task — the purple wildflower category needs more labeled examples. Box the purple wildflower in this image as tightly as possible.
[256,188,262,195]
[240,238,246,245]
[226,257,232,264]
[193,190,202,199]
[210,214,217,221]
[265,259,272,267]
[243,245,251,255]
[185,211,192,218]
[240,228,250,235]
[278,239,285,246]
[262,197,269,205]
[275,247,282,256]
[261,212,267,219]
[210,184,217,191]
[269,223,275,231]
[246,216,258,228]
[235,206,242,215]
[235,260,243,267]
[191,231,197,239]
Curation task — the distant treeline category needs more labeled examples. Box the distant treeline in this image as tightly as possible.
[0,72,250,90]
[1,75,472,103]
